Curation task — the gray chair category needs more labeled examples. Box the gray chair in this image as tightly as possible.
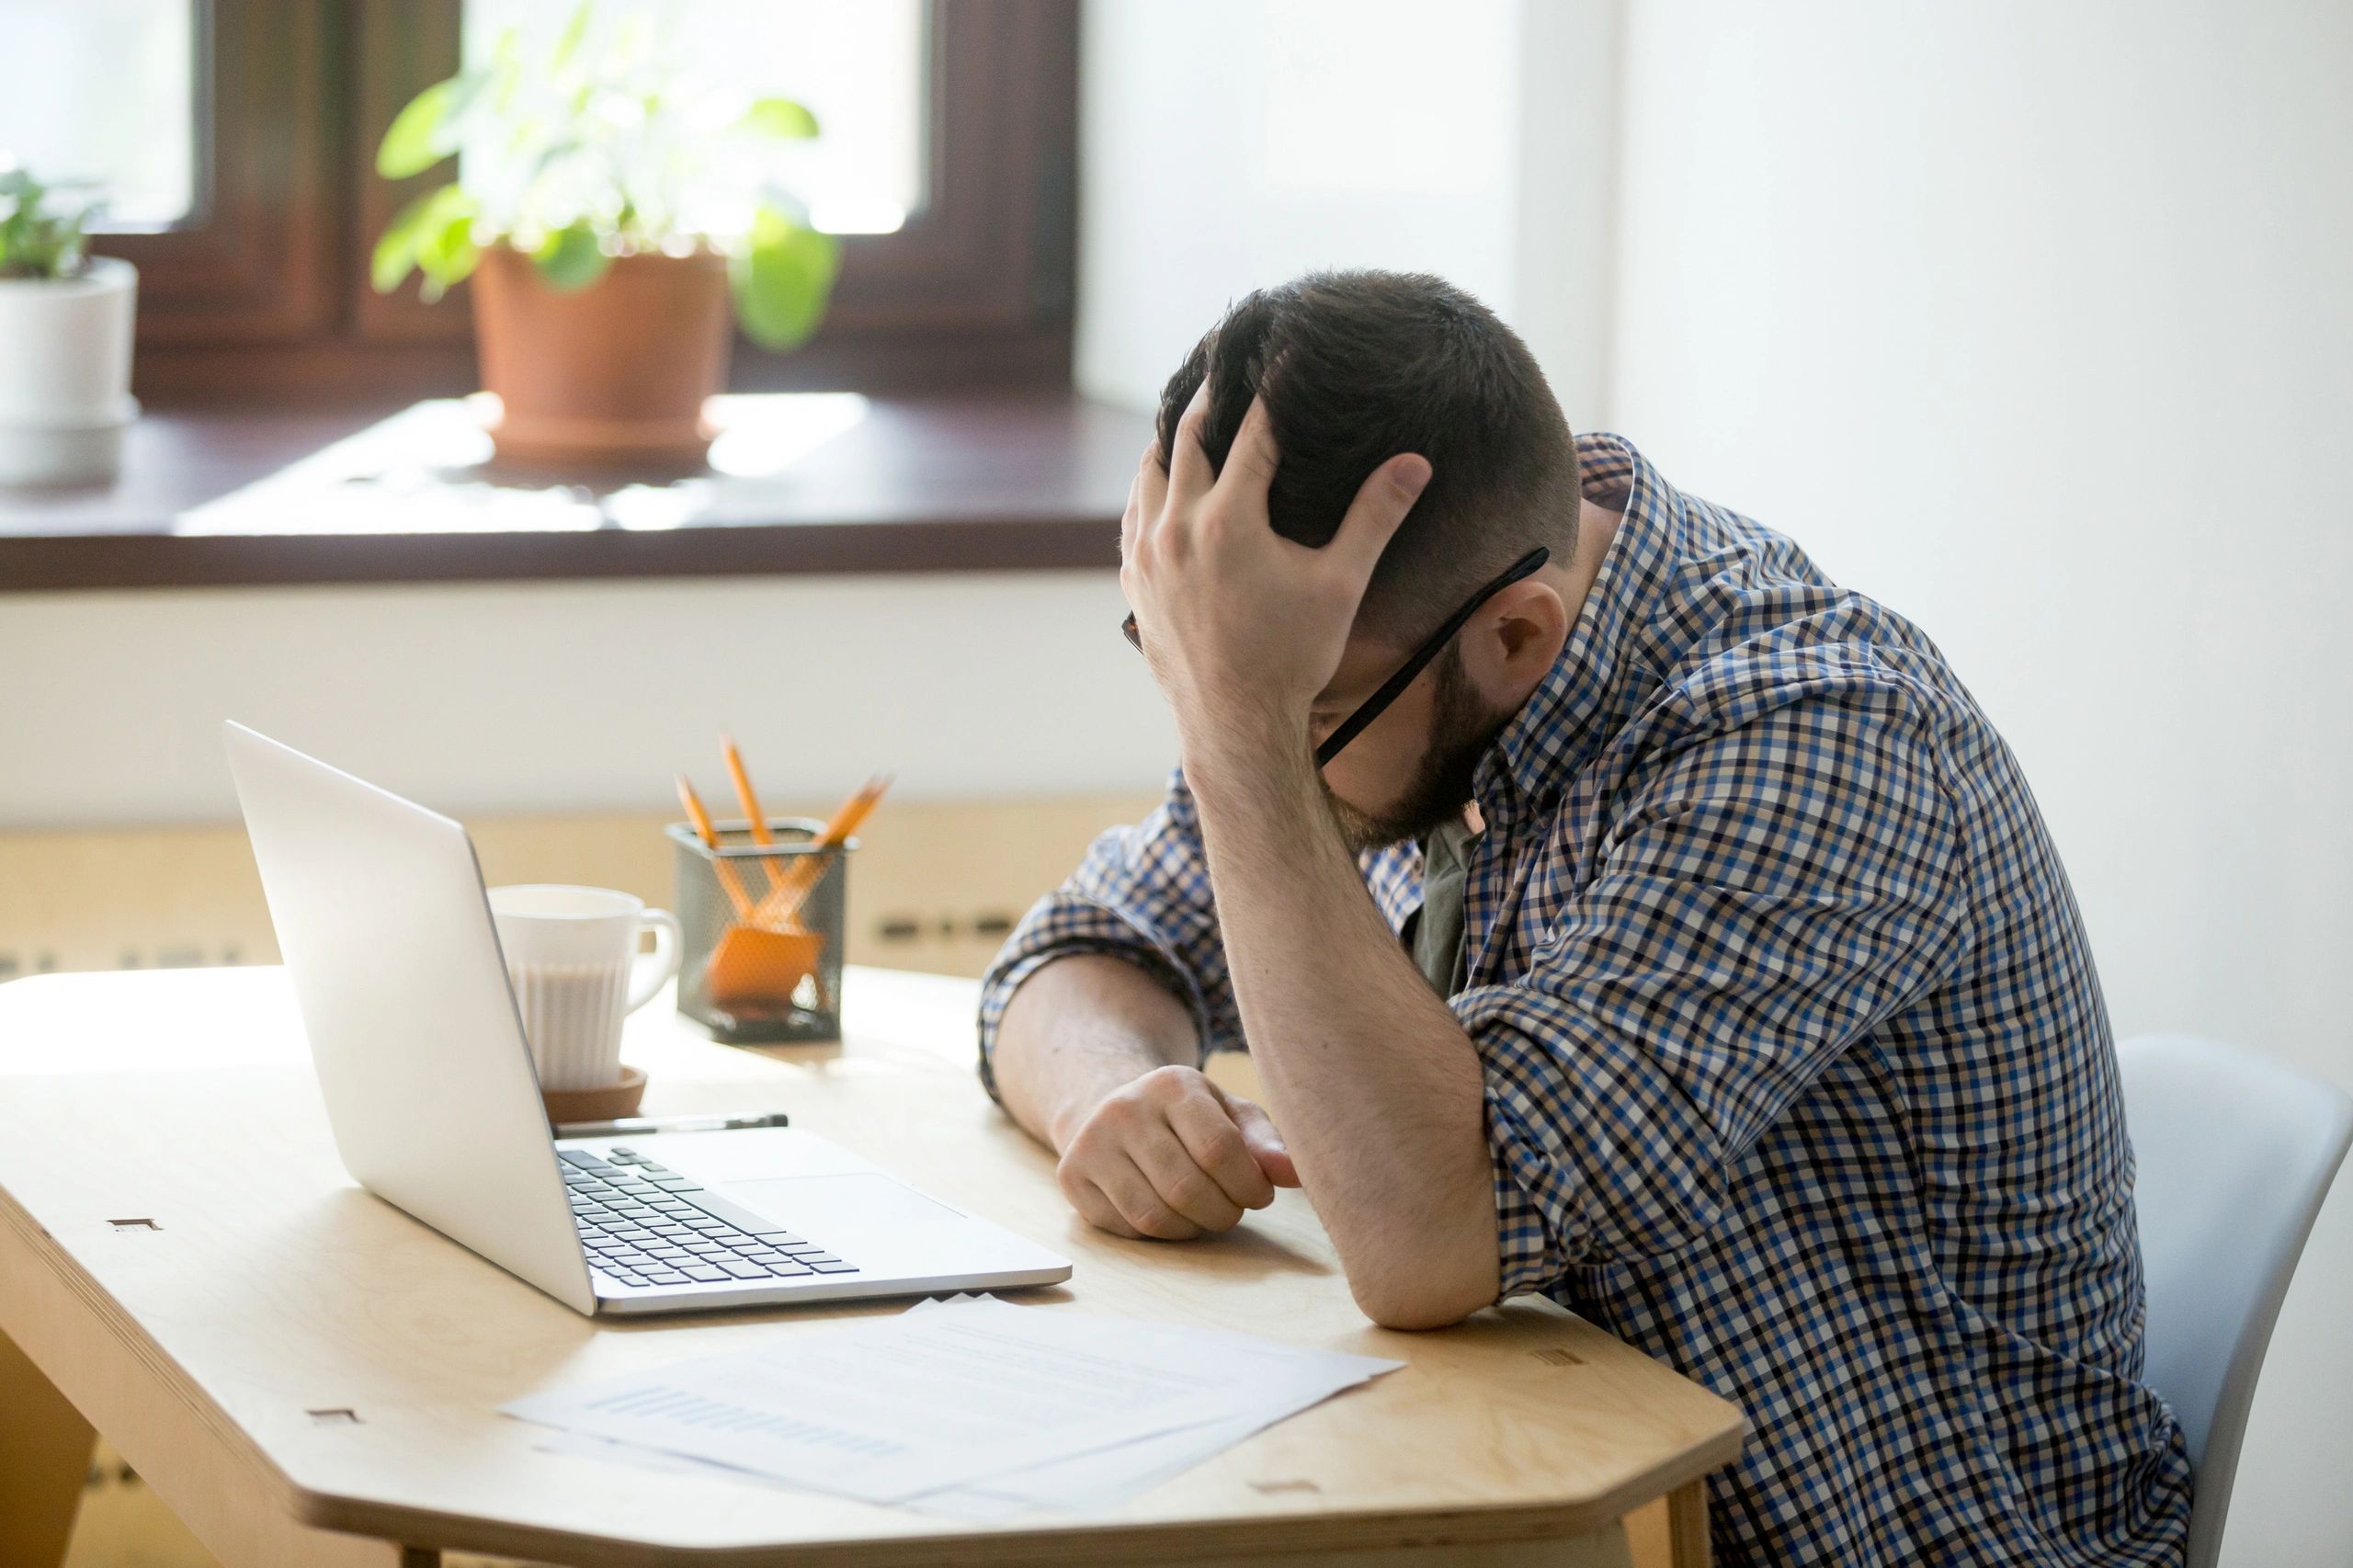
[2119,1032,2353,1568]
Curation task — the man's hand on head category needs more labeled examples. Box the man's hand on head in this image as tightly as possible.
[1051,1063,1301,1241]
[1120,381,1430,775]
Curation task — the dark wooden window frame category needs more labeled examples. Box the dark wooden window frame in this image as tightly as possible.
[106,0,1079,409]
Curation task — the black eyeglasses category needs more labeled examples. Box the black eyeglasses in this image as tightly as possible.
[1120,545,1550,767]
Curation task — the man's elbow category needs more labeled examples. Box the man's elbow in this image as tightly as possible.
[1347,1260,1497,1332]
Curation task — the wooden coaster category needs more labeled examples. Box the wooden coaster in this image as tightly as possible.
[541,1063,648,1127]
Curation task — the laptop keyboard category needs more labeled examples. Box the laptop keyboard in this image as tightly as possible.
[560,1145,859,1290]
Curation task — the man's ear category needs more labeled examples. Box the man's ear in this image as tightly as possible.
[1461,580,1569,703]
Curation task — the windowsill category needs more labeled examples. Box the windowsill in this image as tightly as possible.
[0,391,1150,592]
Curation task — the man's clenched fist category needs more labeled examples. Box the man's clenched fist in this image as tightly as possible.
[1053,1064,1301,1240]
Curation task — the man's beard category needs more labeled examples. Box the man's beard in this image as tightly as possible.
[1324,647,1500,854]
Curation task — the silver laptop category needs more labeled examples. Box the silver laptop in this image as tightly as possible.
[223,722,1071,1317]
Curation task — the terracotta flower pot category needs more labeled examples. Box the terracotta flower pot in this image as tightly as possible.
[471,245,733,467]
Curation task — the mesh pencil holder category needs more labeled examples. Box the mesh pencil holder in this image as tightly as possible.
[668,817,852,1044]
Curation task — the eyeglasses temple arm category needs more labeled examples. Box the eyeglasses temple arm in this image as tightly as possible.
[1312,546,1550,767]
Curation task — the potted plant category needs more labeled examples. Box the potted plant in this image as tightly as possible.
[0,169,136,487]
[370,6,839,465]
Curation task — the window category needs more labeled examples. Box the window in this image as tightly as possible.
[0,0,201,230]
[0,0,1075,403]
[461,0,929,235]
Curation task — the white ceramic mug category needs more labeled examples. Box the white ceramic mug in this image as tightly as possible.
[488,885,681,1091]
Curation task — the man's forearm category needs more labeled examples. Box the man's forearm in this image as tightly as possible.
[1186,736,1501,1328]
[991,954,1202,1150]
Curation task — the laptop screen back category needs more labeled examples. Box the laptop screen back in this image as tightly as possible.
[223,722,596,1314]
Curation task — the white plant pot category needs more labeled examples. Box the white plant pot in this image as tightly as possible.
[0,256,140,485]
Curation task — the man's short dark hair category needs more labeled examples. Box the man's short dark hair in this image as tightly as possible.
[1154,269,1580,642]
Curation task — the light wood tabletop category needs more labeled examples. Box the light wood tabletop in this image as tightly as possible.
[0,965,1745,1568]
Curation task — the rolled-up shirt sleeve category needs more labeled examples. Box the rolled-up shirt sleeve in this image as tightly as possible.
[1462,684,1970,1296]
[976,767,1245,1102]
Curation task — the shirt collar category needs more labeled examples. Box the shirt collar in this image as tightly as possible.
[1476,432,1684,819]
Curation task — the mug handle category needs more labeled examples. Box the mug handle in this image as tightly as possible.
[625,908,683,1014]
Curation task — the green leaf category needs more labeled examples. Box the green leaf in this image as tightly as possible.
[415,196,481,295]
[369,186,477,301]
[372,185,478,297]
[491,28,524,113]
[531,222,610,291]
[377,78,463,178]
[370,186,440,292]
[733,207,838,350]
[549,1,593,70]
[740,97,820,140]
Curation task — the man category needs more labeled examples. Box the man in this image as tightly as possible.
[977,271,2192,1565]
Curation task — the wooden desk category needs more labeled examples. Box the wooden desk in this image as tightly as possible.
[0,966,1744,1567]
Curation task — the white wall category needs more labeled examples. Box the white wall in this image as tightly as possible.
[0,574,1172,825]
[1074,0,1622,427]
[1605,2,2353,1561]
[1075,0,1515,409]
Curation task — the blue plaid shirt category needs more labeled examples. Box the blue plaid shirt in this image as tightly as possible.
[979,434,2192,1566]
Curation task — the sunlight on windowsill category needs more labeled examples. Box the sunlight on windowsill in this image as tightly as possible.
[171,392,872,538]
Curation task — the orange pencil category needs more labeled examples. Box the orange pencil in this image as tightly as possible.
[755,774,892,925]
[814,772,890,846]
[721,733,773,844]
[720,731,786,899]
[676,773,756,921]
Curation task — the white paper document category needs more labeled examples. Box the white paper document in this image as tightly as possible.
[506,1293,1401,1516]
